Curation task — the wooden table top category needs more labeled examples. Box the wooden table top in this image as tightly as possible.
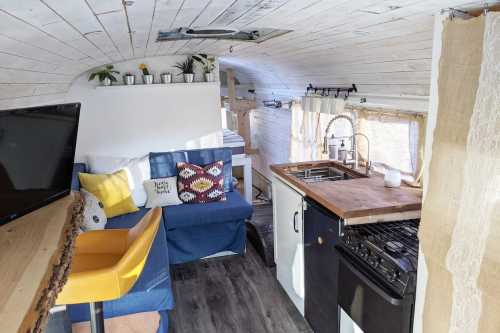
[0,192,82,333]
[270,161,422,220]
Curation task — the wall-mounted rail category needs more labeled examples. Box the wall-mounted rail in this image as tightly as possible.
[305,83,357,99]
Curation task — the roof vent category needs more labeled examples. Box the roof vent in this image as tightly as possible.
[157,27,291,43]
[182,28,240,37]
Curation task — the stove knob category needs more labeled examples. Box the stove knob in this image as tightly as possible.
[369,256,380,268]
[388,270,399,282]
[360,248,370,259]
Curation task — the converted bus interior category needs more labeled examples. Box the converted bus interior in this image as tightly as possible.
[0,1,498,333]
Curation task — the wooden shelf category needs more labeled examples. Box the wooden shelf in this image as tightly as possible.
[95,81,219,89]
[0,193,83,333]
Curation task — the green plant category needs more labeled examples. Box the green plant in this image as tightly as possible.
[139,63,150,75]
[174,56,195,75]
[88,65,119,83]
[193,54,215,73]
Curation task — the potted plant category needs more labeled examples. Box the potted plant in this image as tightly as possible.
[123,72,135,85]
[160,72,172,84]
[174,57,195,83]
[88,65,119,86]
[193,54,216,82]
[139,63,154,84]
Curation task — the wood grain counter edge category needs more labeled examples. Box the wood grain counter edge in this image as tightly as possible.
[3,193,83,333]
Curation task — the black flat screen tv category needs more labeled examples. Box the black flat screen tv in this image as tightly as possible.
[0,103,80,226]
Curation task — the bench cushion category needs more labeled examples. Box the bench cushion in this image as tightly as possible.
[163,191,252,230]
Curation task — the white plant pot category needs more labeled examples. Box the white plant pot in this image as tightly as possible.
[204,72,215,82]
[102,77,112,86]
[142,74,154,84]
[183,73,194,83]
[161,73,172,84]
[123,75,135,85]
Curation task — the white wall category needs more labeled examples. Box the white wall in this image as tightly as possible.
[67,55,222,161]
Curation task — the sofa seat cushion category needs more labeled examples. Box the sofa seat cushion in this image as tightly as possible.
[163,191,252,230]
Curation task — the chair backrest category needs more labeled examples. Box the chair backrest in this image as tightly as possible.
[115,207,162,295]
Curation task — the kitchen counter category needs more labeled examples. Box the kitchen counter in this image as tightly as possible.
[270,160,422,223]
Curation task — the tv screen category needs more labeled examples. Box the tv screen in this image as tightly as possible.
[0,103,80,226]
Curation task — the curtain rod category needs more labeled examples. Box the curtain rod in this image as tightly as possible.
[345,104,426,118]
[305,83,357,99]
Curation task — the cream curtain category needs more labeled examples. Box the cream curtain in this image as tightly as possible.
[419,13,500,333]
[290,96,349,162]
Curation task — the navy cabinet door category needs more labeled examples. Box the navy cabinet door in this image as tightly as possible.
[304,198,341,333]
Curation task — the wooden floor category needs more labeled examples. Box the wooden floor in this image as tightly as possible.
[169,235,311,333]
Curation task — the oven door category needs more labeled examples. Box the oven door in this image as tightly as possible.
[337,249,414,333]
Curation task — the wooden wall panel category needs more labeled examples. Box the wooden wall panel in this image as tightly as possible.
[0,0,489,109]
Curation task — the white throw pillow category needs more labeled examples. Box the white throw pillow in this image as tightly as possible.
[80,189,107,231]
[87,154,151,207]
[144,177,183,208]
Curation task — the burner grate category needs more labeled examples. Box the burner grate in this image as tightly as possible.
[344,219,420,263]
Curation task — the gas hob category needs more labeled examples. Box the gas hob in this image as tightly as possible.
[339,219,420,297]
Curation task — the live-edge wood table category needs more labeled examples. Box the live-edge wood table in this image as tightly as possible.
[0,192,83,333]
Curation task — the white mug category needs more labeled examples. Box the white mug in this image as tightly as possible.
[384,169,401,188]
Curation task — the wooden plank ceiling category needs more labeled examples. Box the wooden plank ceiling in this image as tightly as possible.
[0,0,492,109]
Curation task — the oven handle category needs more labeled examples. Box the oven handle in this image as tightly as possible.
[337,250,403,306]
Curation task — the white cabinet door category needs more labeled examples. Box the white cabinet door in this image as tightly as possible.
[272,177,304,315]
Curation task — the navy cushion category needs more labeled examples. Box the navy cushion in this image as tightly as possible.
[149,151,187,178]
[71,163,86,191]
[150,147,233,192]
[67,207,174,323]
[163,191,252,230]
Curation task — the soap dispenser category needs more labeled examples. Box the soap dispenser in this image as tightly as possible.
[338,140,347,162]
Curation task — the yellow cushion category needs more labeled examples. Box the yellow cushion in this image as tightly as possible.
[79,170,139,218]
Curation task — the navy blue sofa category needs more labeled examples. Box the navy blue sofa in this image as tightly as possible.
[149,148,253,264]
[67,147,253,331]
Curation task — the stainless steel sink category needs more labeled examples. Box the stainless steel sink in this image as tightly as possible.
[288,166,356,183]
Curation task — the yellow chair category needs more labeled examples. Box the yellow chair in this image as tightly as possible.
[57,207,162,333]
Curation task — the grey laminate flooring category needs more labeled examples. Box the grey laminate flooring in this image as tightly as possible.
[169,219,311,333]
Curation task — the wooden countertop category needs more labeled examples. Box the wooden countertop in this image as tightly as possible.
[0,193,83,333]
[270,161,422,221]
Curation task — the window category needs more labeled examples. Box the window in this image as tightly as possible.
[357,110,424,181]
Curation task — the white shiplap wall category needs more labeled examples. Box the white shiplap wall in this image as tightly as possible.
[250,107,292,179]
[0,0,493,110]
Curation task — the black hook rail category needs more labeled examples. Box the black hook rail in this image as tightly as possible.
[306,83,358,99]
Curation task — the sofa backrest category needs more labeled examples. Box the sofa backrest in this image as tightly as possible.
[72,147,234,193]
[149,147,233,192]
[72,163,86,191]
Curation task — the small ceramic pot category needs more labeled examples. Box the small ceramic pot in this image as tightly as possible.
[123,75,135,85]
[161,73,172,84]
[102,77,112,86]
[183,73,194,83]
[143,74,154,84]
[204,72,214,82]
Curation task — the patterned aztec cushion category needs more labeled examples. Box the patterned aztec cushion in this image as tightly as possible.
[177,161,226,203]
